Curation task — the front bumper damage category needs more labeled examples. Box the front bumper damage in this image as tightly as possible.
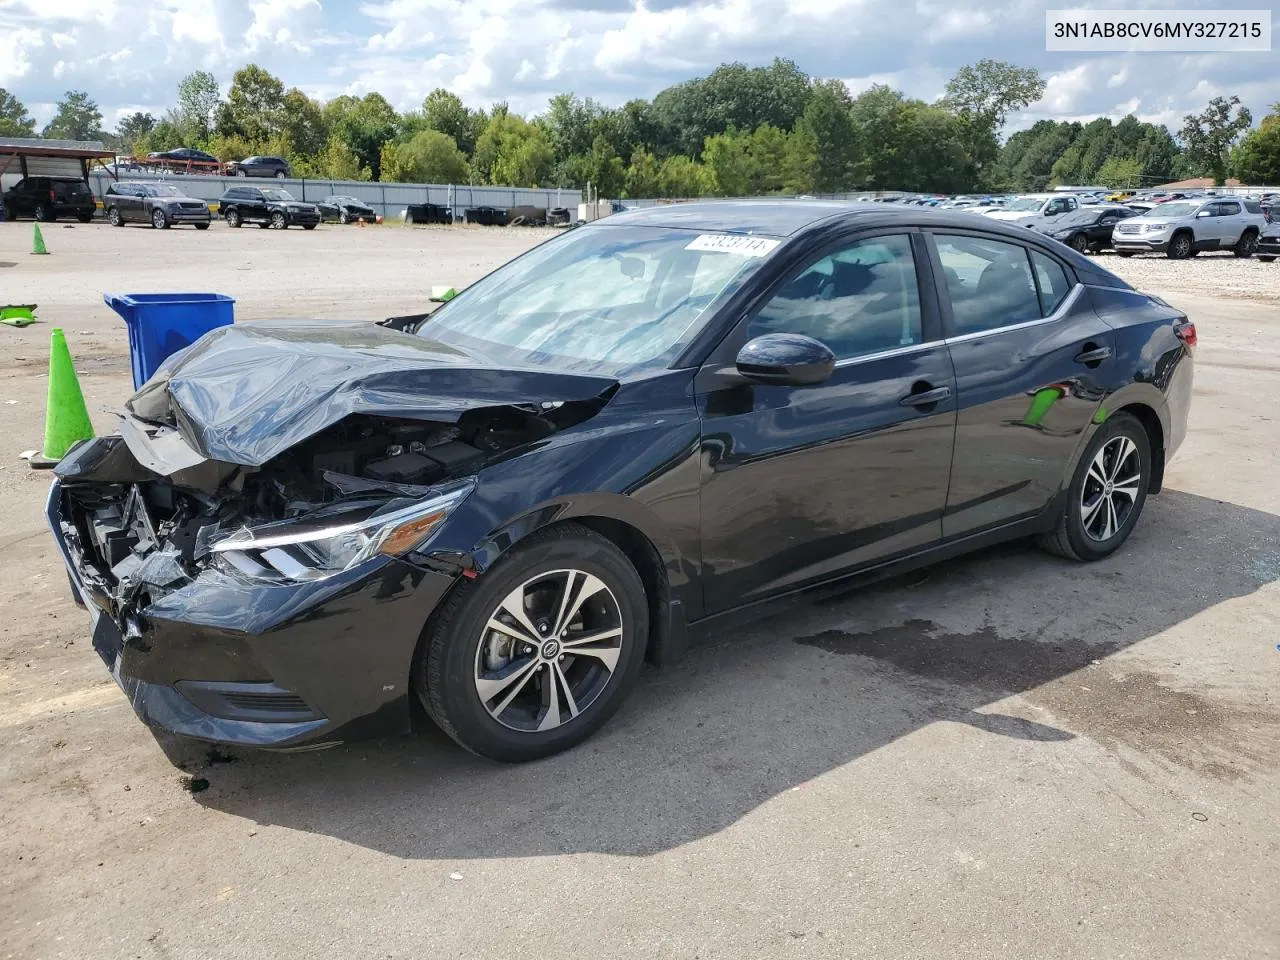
[47,469,457,748]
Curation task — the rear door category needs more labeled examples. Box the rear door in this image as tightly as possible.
[928,230,1114,538]
[696,230,957,613]
[1215,200,1244,246]
[245,188,266,219]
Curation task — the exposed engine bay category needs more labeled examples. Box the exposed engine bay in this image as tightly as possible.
[55,400,601,630]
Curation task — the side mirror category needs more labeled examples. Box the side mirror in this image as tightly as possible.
[736,333,836,387]
[1196,209,1212,218]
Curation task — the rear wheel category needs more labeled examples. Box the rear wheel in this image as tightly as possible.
[1234,230,1258,258]
[108,207,122,227]
[1167,231,1193,259]
[194,223,210,230]
[302,223,317,230]
[225,208,242,228]
[33,203,52,222]
[274,170,286,179]
[414,523,648,762]
[77,213,92,223]
[1038,412,1151,562]
[270,211,286,229]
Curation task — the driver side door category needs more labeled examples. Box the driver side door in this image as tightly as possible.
[696,230,958,614]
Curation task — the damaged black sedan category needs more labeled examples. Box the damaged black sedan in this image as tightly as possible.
[49,201,1194,762]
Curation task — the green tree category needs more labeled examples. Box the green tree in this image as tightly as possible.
[315,136,369,180]
[327,93,398,179]
[115,112,157,153]
[1001,120,1081,191]
[1179,95,1253,185]
[798,79,857,192]
[1232,104,1280,185]
[942,59,1045,187]
[217,65,286,143]
[42,91,105,141]
[380,129,469,183]
[280,88,328,158]
[137,118,185,154]
[701,129,754,195]
[781,120,818,193]
[421,89,482,155]
[658,155,707,196]
[0,88,36,137]
[1095,155,1144,189]
[473,110,553,186]
[176,70,221,143]
[624,148,663,198]
[542,93,603,166]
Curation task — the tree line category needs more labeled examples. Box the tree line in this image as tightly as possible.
[1,60,1277,194]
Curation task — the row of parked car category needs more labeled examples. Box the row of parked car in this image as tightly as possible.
[871,190,1278,261]
[0,176,378,229]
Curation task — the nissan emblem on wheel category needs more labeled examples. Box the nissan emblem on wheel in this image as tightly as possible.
[47,201,1194,762]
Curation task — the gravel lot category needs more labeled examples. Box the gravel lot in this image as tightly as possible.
[1,219,1278,960]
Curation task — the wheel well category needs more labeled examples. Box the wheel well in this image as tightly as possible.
[1114,403,1165,493]
[571,516,670,665]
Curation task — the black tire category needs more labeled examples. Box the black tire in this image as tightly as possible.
[1166,231,1193,259]
[108,207,123,227]
[258,221,271,229]
[339,209,349,224]
[1233,229,1258,258]
[194,223,210,230]
[270,211,286,229]
[1,202,12,220]
[274,170,286,179]
[1068,233,1089,253]
[225,208,241,228]
[302,223,317,230]
[151,208,169,229]
[414,523,649,762]
[77,213,92,223]
[34,203,52,222]
[1038,412,1152,562]
[1259,255,1276,263]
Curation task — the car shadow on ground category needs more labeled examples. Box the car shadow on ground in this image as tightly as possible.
[183,490,1280,858]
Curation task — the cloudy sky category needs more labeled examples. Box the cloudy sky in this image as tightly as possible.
[1,0,1275,135]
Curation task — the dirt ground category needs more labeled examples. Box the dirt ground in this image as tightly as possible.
[1,219,1277,960]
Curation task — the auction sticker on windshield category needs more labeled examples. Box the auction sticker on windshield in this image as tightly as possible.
[685,234,781,257]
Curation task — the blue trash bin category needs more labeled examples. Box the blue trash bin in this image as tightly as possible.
[103,293,235,389]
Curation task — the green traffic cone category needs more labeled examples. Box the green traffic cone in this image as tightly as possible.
[42,328,94,460]
[32,223,48,255]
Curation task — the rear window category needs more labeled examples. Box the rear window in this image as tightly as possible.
[1244,200,1262,214]
[53,181,90,198]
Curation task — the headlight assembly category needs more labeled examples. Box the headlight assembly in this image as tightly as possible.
[210,479,474,582]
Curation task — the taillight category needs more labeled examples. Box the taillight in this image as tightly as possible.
[49,190,56,200]
[1174,320,1197,348]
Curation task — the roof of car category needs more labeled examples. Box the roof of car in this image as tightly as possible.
[602,199,1083,240]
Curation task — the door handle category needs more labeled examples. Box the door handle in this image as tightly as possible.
[900,385,951,407]
[1074,346,1112,365]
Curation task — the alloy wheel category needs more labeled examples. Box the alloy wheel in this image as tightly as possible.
[473,568,624,733]
[1080,436,1142,542]
[271,212,286,229]
[152,208,166,229]
[108,207,121,226]
[1069,233,1089,253]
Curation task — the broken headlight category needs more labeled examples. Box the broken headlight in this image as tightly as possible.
[210,480,474,582]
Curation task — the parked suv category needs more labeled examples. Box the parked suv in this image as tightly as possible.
[985,193,1080,222]
[1257,223,1280,262]
[1112,197,1266,259]
[217,186,320,229]
[103,181,212,229]
[2,177,95,222]
[226,156,291,179]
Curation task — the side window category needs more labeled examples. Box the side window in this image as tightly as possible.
[747,234,922,361]
[1031,251,1072,315]
[1220,201,1241,216]
[935,234,1041,336]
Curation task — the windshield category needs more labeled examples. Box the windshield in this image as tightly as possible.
[1006,197,1049,212]
[263,189,294,202]
[418,224,778,374]
[1151,201,1201,218]
[144,184,183,197]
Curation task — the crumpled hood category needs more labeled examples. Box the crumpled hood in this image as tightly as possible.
[126,321,618,467]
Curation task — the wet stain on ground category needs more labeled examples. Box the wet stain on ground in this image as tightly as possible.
[796,619,1279,782]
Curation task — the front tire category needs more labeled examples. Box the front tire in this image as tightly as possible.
[270,211,286,229]
[1038,412,1152,562]
[274,170,286,179]
[1167,232,1193,259]
[151,208,169,229]
[1068,233,1089,253]
[414,523,649,762]
[339,209,350,224]
[108,207,123,227]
